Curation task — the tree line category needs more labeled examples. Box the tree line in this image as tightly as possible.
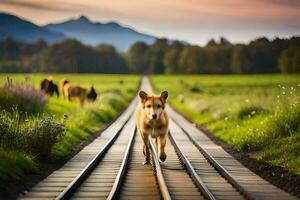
[128,37,300,74]
[0,38,128,73]
[0,36,299,74]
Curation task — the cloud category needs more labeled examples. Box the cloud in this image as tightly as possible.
[0,0,80,12]
[0,0,299,45]
[259,0,300,7]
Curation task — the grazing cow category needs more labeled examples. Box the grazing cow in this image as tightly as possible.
[40,77,59,97]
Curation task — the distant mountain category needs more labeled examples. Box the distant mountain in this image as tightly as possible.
[0,12,156,51]
[44,16,155,51]
[0,12,65,43]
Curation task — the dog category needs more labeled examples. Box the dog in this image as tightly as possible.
[135,90,169,164]
[61,79,97,107]
[40,77,59,97]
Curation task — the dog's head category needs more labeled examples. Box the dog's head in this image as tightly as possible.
[87,86,97,102]
[139,90,168,120]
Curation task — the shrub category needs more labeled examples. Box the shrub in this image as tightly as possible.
[0,78,47,114]
[189,85,202,93]
[0,110,66,159]
[264,104,300,138]
[233,104,300,151]
[236,105,268,119]
[23,115,66,159]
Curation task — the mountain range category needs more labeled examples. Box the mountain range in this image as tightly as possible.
[0,12,156,51]
[0,12,65,43]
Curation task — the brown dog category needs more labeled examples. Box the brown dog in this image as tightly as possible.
[135,90,169,164]
[40,77,59,97]
[61,80,97,107]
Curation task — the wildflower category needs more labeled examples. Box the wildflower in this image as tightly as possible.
[245,99,249,103]
[224,117,228,121]
[282,91,286,95]
[251,111,256,115]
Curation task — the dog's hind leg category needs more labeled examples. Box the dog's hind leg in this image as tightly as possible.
[157,135,167,162]
[79,96,85,107]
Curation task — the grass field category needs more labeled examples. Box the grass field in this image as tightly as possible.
[0,74,139,190]
[151,74,300,175]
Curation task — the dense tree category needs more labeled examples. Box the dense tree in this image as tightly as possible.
[278,47,300,73]
[163,41,185,73]
[220,37,231,46]
[0,37,21,60]
[203,45,232,74]
[247,37,278,73]
[231,45,252,73]
[128,42,149,73]
[26,39,128,73]
[178,45,205,73]
[206,39,217,47]
[0,36,299,74]
[148,38,168,73]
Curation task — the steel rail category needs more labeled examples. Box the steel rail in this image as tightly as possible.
[168,131,216,200]
[149,138,172,200]
[173,118,256,200]
[107,127,137,200]
[55,115,132,200]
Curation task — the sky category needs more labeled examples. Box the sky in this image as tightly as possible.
[0,0,300,45]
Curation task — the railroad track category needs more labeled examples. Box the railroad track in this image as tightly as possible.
[19,77,297,200]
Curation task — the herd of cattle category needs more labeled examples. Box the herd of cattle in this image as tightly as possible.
[41,77,97,107]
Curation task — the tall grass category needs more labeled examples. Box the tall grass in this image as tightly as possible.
[0,78,47,114]
[152,74,300,174]
[0,151,36,189]
[0,109,66,159]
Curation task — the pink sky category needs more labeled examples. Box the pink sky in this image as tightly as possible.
[0,0,299,45]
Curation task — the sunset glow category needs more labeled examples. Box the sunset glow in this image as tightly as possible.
[0,0,299,45]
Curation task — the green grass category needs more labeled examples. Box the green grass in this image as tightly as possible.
[151,74,300,174]
[0,74,139,190]
[0,151,36,187]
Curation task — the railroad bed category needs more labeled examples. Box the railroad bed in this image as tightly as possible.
[19,77,297,200]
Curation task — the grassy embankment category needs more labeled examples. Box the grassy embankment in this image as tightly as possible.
[152,75,299,174]
[0,74,139,190]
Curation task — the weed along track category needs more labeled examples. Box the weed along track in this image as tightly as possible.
[19,77,298,200]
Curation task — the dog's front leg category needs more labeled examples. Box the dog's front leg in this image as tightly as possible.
[157,135,167,162]
[141,133,150,165]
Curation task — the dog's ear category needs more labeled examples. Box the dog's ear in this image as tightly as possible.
[160,91,168,103]
[139,90,148,102]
